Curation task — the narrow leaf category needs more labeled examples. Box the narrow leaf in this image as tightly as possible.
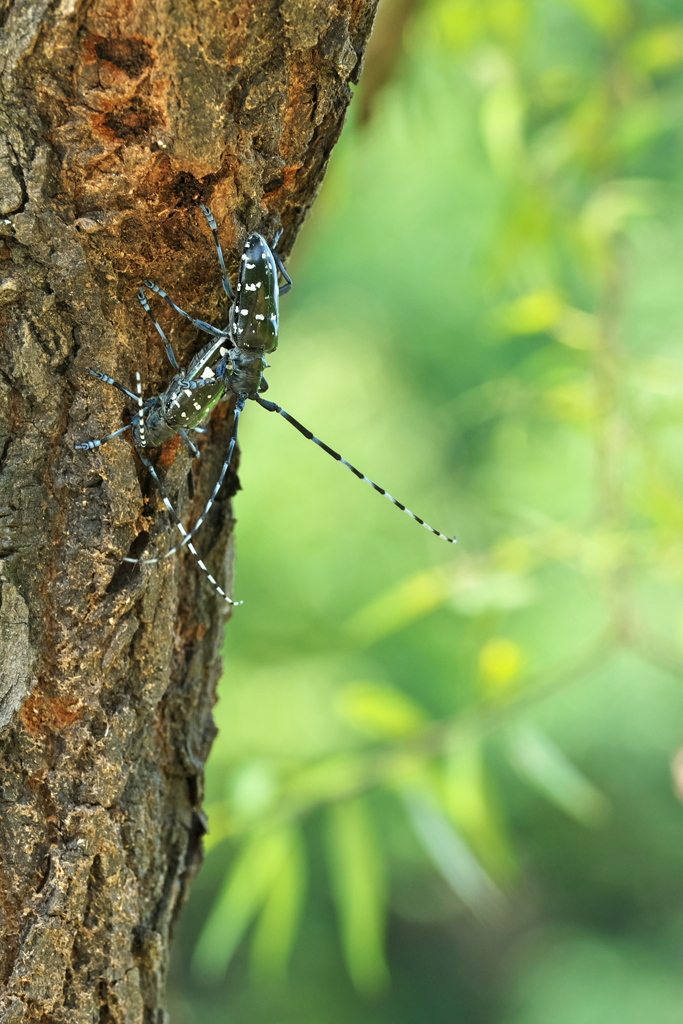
[192,828,292,982]
[403,790,504,920]
[336,681,427,739]
[444,738,517,880]
[506,724,610,826]
[343,567,451,646]
[251,827,307,983]
[324,798,390,996]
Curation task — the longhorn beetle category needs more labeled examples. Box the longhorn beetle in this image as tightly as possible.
[76,206,456,605]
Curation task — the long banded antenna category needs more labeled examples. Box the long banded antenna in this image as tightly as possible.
[256,396,457,544]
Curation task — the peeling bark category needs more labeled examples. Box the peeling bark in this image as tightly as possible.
[0,0,377,1019]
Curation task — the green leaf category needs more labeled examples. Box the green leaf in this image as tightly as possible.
[480,75,526,176]
[324,798,390,996]
[336,681,427,739]
[443,737,517,880]
[402,789,504,920]
[250,827,307,983]
[343,566,451,646]
[228,758,279,826]
[568,0,631,37]
[450,564,536,615]
[628,25,683,74]
[493,288,565,337]
[478,636,526,701]
[192,827,294,982]
[506,724,610,826]
[285,753,365,809]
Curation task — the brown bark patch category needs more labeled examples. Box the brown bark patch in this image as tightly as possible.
[93,37,155,80]
[20,692,82,735]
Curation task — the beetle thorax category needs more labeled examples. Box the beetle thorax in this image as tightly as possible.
[229,348,267,398]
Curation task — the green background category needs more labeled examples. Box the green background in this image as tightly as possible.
[171,1,683,1020]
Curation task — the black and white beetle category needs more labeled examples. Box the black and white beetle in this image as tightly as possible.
[76,206,456,605]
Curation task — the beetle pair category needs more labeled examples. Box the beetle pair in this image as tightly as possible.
[77,206,456,604]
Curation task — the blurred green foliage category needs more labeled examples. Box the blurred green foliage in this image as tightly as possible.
[170,1,683,1021]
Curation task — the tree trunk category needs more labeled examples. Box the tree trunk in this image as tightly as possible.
[0,1,377,1019]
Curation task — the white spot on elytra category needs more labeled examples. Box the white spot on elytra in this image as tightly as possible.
[184,389,193,397]
[240,309,249,315]
[201,366,215,378]
[255,314,265,320]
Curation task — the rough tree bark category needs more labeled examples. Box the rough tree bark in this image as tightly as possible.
[0,0,377,1019]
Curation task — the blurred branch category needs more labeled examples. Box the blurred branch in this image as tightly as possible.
[206,631,615,843]
[358,0,424,123]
